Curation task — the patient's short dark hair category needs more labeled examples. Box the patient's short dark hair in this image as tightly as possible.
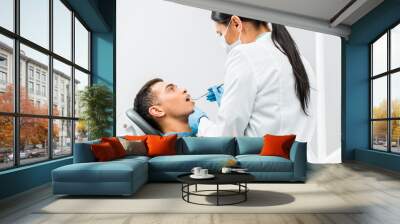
[134,78,163,130]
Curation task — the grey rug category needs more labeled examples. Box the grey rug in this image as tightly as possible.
[37,183,362,214]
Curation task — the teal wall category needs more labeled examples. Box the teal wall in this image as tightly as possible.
[91,32,115,135]
[342,0,400,170]
[0,0,116,200]
[0,158,72,199]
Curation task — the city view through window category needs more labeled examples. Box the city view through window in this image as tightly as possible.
[371,23,400,153]
[0,0,91,170]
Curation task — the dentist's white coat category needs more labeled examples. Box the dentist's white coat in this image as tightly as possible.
[197,32,316,142]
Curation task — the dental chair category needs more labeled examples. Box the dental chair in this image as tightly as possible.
[125,108,161,135]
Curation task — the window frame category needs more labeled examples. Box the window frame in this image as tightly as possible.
[370,20,400,154]
[0,0,91,171]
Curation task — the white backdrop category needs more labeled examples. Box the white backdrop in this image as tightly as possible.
[116,0,341,163]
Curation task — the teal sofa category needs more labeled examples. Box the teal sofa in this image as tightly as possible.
[52,137,307,196]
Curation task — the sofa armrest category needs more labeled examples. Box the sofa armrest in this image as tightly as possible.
[73,140,100,163]
[289,141,307,181]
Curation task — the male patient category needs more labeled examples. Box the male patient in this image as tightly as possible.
[134,78,204,136]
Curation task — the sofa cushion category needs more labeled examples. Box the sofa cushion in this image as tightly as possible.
[235,137,263,155]
[73,139,100,163]
[236,155,293,172]
[53,158,147,183]
[149,154,235,172]
[118,138,148,156]
[101,137,127,158]
[260,134,296,159]
[91,142,118,161]
[146,135,177,157]
[177,137,236,155]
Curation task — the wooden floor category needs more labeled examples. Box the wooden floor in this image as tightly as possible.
[1,162,400,224]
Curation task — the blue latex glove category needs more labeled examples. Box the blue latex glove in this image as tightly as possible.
[188,107,207,135]
[206,85,224,106]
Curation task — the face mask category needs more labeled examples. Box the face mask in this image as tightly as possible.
[218,19,241,54]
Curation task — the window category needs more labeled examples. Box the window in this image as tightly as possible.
[75,18,89,70]
[0,53,8,90]
[35,70,41,81]
[0,116,13,170]
[19,117,49,165]
[36,83,40,95]
[0,0,91,170]
[74,69,89,142]
[42,85,46,97]
[0,71,6,85]
[20,0,49,48]
[28,67,34,80]
[0,0,13,31]
[370,23,400,154]
[53,59,72,117]
[53,0,72,60]
[391,24,400,70]
[0,55,7,67]
[53,119,72,158]
[0,34,13,113]
[74,69,89,118]
[28,81,34,94]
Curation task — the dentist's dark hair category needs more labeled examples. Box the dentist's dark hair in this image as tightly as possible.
[211,12,310,115]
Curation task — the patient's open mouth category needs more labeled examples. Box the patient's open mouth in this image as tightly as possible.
[185,95,191,102]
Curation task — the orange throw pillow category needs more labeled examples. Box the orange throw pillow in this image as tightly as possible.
[260,134,296,159]
[91,142,117,161]
[124,135,148,142]
[146,135,177,157]
[101,137,127,158]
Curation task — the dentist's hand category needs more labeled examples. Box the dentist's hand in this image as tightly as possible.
[206,85,224,106]
[188,107,207,135]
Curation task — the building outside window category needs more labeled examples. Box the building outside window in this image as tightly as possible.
[371,23,400,154]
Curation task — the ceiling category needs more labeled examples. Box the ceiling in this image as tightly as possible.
[164,0,384,38]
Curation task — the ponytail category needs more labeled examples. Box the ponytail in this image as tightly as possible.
[271,24,310,115]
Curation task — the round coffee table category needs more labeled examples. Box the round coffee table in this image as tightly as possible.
[177,173,255,206]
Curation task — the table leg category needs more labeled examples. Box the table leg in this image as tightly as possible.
[187,184,190,202]
[245,183,247,201]
[217,184,219,206]
[195,184,198,192]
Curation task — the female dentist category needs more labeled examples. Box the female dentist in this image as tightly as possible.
[193,12,316,142]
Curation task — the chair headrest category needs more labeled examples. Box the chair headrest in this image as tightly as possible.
[125,108,161,135]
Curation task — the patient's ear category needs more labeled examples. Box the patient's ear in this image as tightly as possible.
[148,105,165,118]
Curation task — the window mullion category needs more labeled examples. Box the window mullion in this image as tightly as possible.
[48,0,54,160]
[13,0,20,167]
[370,45,373,149]
[71,10,76,155]
[388,30,391,152]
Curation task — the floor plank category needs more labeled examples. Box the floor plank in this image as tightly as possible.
[1,162,400,224]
